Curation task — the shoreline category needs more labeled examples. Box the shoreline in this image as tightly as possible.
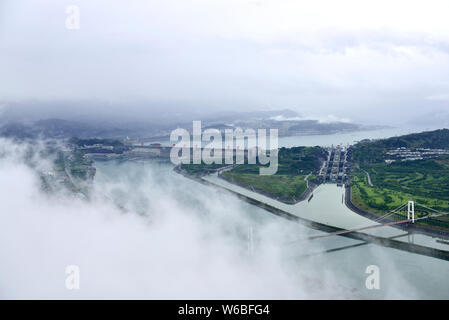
[217,172,317,205]
[173,165,449,261]
[214,164,449,240]
[345,185,449,240]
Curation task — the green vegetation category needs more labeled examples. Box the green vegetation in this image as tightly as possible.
[38,145,96,196]
[222,172,309,201]
[178,146,325,202]
[353,128,449,164]
[180,162,230,176]
[180,146,325,175]
[363,159,449,202]
[67,152,95,180]
[221,147,325,201]
[351,167,449,232]
[350,129,449,233]
[70,137,128,154]
[54,151,93,180]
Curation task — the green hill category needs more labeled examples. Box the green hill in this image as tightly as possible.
[353,128,449,163]
[350,128,449,234]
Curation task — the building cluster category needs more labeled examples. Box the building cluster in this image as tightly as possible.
[77,144,119,160]
[76,140,168,160]
[385,147,449,163]
[80,144,114,150]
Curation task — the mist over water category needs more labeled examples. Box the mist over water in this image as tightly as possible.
[0,139,338,299]
[0,138,447,299]
[2,0,449,301]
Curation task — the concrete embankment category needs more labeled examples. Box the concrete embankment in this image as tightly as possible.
[217,173,317,204]
[174,166,449,261]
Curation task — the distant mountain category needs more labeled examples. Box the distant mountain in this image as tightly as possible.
[282,120,360,135]
[0,107,376,140]
[353,128,449,163]
[0,119,130,140]
[363,128,449,149]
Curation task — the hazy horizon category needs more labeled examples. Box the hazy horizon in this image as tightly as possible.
[1,0,449,302]
[1,0,449,127]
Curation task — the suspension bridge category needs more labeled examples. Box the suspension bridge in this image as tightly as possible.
[245,200,449,260]
[297,200,449,242]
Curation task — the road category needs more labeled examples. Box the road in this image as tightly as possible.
[363,170,373,186]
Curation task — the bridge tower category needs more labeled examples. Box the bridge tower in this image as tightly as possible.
[407,201,415,223]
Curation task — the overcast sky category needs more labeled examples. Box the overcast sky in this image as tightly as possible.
[1,0,449,125]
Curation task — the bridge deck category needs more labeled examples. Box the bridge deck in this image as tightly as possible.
[202,173,449,253]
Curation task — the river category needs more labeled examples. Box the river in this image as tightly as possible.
[150,127,421,148]
[277,127,417,147]
[94,127,449,299]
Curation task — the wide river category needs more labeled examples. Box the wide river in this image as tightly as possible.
[96,128,449,299]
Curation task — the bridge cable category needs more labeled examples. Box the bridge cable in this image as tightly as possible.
[285,203,449,243]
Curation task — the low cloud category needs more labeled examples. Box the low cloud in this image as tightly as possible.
[0,138,432,299]
[427,94,449,101]
[0,138,355,299]
[270,114,353,124]
[1,0,449,125]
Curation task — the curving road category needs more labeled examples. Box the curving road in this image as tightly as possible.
[363,170,373,186]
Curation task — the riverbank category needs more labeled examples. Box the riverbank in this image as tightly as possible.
[218,172,318,204]
[174,166,449,261]
[345,185,449,239]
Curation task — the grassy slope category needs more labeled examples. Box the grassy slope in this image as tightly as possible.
[350,129,449,232]
[220,146,324,201]
[222,171,308,200]
[180,162,231,176]
[180,146,325,201]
